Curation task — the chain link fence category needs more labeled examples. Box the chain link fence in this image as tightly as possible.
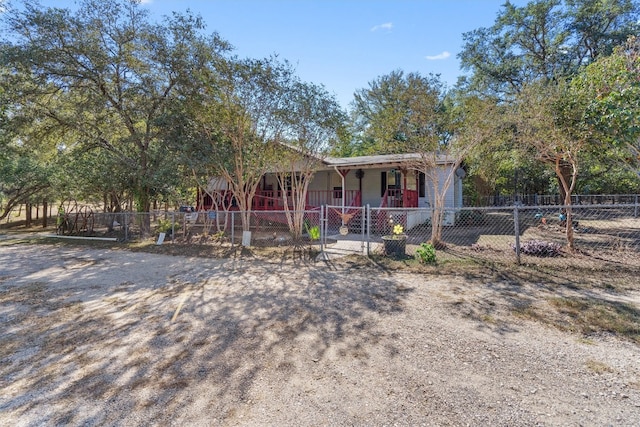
[369,204,640,269]
[55,203,640,269]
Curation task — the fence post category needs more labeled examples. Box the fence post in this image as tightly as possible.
[361,206,365,253]
[635,195,638,218]
[367,204,372,256]
[171,211,175,244]
[231,212,235,248]
[324,205,329,248]
[320,205,324,253]
[513,205,521,265]
[124,212,128,242]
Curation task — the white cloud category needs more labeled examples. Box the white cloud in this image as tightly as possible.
[371,22,393,32]
[425,51,451,60]
[139,0,153,4]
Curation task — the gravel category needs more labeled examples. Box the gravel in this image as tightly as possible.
[1,242,639,426]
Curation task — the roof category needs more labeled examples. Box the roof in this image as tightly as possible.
[321,152,453,169]
[272,141,454,170]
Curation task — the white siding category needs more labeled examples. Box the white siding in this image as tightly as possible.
[264,163,459,213]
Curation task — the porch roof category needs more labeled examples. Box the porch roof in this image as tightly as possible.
[322,152,452,170]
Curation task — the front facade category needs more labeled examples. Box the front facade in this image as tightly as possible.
[264,153,460,203]
[199,152,463,228]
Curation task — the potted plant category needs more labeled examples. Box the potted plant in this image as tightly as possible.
[382,223,407,258]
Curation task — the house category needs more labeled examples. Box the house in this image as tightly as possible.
[198,152,464,230]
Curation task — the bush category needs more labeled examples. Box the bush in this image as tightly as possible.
[514,240,562,257]
[415,242,437,264]
[304,220,320,240]
[307,225,320,240]
[156,218,179,235]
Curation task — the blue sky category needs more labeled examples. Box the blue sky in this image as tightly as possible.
[35,0,528,109]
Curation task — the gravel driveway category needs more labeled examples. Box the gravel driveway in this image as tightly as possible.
[1,242,639,426]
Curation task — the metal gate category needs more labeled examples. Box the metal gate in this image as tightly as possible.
[320,205,368,256]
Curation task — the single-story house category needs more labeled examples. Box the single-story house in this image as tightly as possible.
[198,152,464,230]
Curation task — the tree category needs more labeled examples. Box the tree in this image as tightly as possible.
[0,72,55,223]
[458,0,639,201]
[1,0,231,226]
[172,56,295,236]
[272,81,346,239]
[350,70,441,156]
[459,0,639,96]
[572,36,640,178]
[350,71,489,247]
[512,80,590,250]
[0,147,52,222]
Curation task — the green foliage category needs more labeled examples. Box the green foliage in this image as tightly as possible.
[307,225,320,240]
[459,0,640,96]
[350,70,446,155]
[0,147,53,221]
[457,0,640,202]
[415,242,437,264]
[156,218,179,234]
[571,36,640,177]
[303,219,321,240]
[2,0,639,215]
[1,0,232,213]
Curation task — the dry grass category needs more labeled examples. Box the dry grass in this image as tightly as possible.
[5,232,640,345]
[585,359,614,374]
[547,297,640,343]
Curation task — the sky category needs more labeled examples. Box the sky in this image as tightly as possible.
[31,0,528,109]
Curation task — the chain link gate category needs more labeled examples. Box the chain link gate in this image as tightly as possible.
[320,205,367,256]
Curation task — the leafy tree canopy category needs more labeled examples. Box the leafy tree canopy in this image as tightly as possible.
[459,0,640,96]
[1,0,232,213]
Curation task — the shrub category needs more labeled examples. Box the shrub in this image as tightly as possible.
[415,242,437,264]
[156,218,180,235]
[307,225,320,240]
[304,220,320,240]
[514,240,562,257]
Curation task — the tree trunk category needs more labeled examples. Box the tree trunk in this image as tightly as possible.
[557,160,572,205]
[555,158,577,251]
[26,203,32,228]
[136,189,152,236]
[42,199,48,228]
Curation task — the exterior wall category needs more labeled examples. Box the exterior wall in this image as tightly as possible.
[406,209,431,229]
[307,171,331,192]
[262,163,461,214]
[421,165,456,207]
[359,169,382,207]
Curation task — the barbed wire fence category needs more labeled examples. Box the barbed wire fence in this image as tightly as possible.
[66,202,640,270]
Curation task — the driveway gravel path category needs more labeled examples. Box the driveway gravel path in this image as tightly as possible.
[1,242,639,426]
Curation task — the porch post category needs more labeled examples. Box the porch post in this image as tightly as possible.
[334,166,349,224]
[341,173,345,219]
[403,170,408,207]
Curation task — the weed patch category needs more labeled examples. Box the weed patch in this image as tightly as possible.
[549,297,640,344]
[585,359,614,374]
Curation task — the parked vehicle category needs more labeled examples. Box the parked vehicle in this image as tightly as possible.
[179,206,198,222]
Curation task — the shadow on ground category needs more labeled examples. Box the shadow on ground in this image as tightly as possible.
[0,243,410,425]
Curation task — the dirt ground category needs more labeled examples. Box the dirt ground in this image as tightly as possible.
[1,238,640,426]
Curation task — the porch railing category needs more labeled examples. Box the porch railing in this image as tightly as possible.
[254,189,361,210]
[382,189,419,208]
[198,189,365,211]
